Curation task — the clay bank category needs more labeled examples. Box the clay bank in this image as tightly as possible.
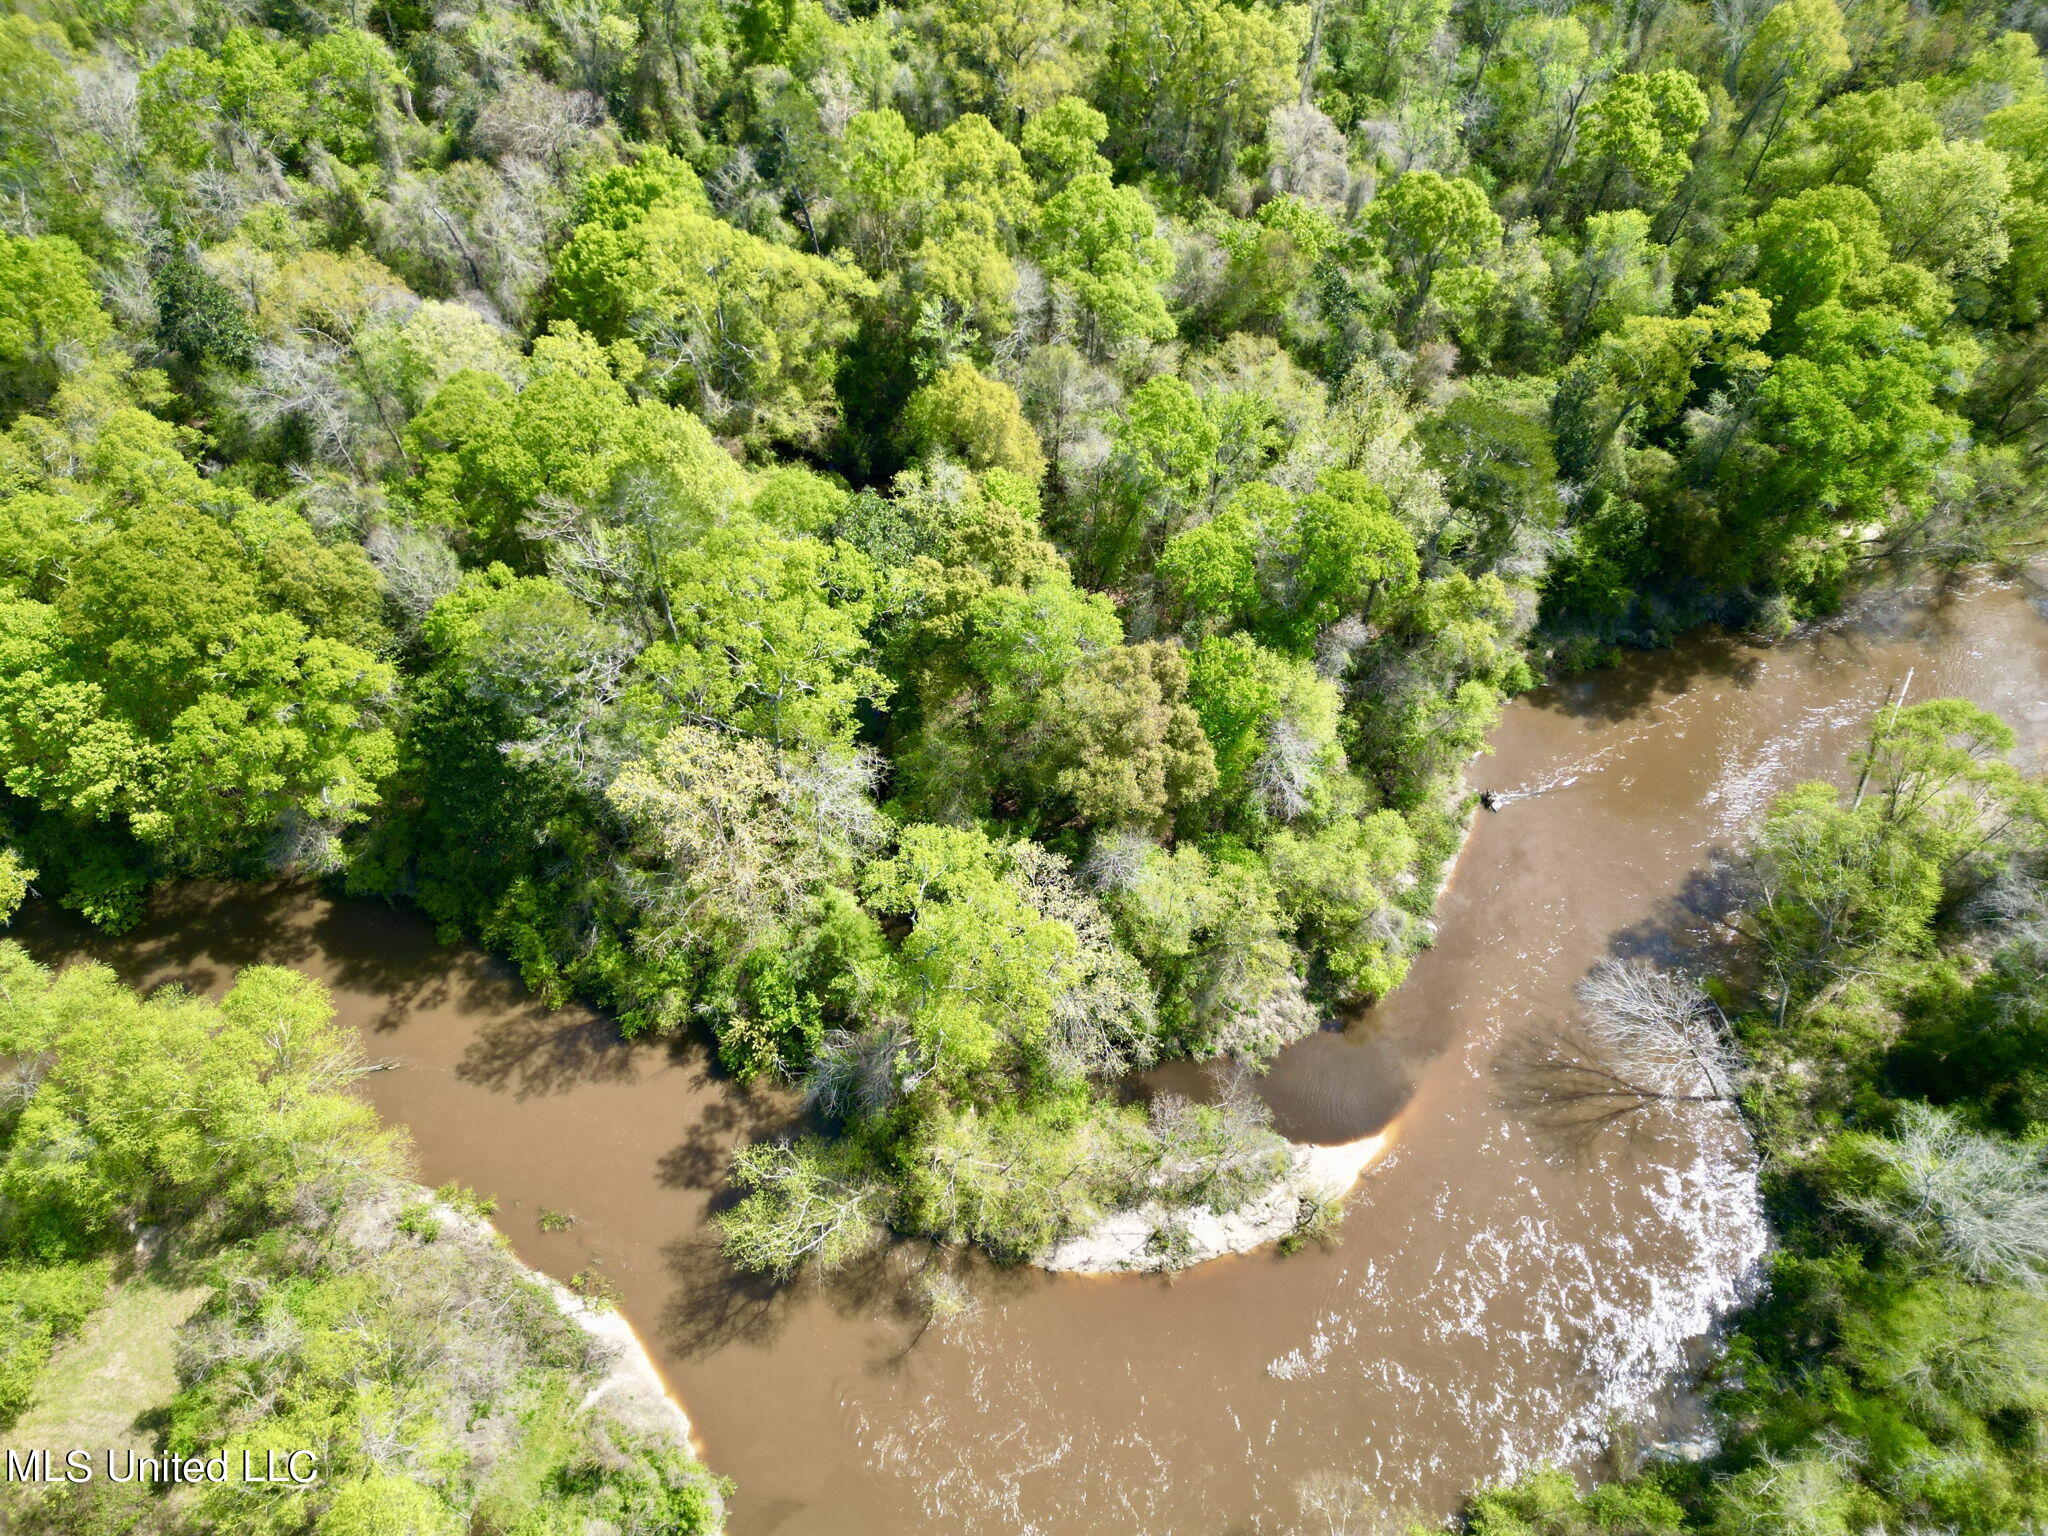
[22,575,2048,1536]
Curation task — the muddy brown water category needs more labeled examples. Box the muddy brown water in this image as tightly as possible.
[19,576,2048,1536]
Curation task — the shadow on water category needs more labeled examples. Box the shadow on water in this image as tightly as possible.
[655,1085,798,1194]
[1601,854,1754,972]
[11,880,320,991]
[657,1223,977,1368]
[1494,858,1757,1166]
[1491,1022,1685,1166]
[1526,570,1991,732]
[1258,1031,1417,1143]
[1142,1035,1416,1145]
[1528,632,1761,725]
[453,1006,654,1097]
[659,1230,799,1358]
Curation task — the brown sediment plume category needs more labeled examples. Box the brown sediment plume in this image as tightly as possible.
[21,576,2044,1536]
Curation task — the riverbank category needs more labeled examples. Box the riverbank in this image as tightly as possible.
[1039,780,1480,1275]
[1038,1130,1393,1272]
[24,577,2035,1536]
[383,1192,707,1458]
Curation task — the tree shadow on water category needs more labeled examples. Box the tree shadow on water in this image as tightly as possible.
[654,1089,801,1193]
[1528,631,1761,726]
[13,881,322,993]
[1600,852,1753,972]
[658,1230,793,1357]
[449,1006,657,1097]
[655,1228,920,1362]
[1492,1021,1699,1166]
[1495,854,1755,1165]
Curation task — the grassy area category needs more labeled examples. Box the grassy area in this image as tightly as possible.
[2,1276,209,1459]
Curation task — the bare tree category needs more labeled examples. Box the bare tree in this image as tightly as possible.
[1287,1471,1389,1536]
[1835,1104,2048,1291]
[807,1020,925,1120]
[366,521,461,634]
[1265,101,1351,208]
[1141,1071,1290,1211]
[1253,717,1322,821]
[1006,841,1163,1080]
[1576,956,1739,1101]
[1500,957,1739,1150]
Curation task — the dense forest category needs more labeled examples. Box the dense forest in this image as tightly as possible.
[4,0,2041,1271]
[0,0,2046,1520]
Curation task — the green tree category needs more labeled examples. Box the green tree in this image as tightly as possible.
[1185,632,1344,817]
[716,1138,886,1276]
[1096,0,1304,190]
[926,0,1089,122]
[1750,185,1886,327]
[0,847,33,926]
[552,204,872,450]
[1089,376,1221,580]
[1868,138,2013,280]
[1370,171,1502,340]
[0,950,398,1258]
[1032,171,1174,351]
[1552,210,1670,352]
[0,235,111,407]
[0,476,395,891]
[1033,640,1217,828]
[1570,70,1708,215]
[860,825,1087,1090]
[1719,302,1965,594]
[900,361,1047,482]
[405,324,748,563]
[1733,0,1851,149]
[607,726,880,1052]
[1021,96,1111,189]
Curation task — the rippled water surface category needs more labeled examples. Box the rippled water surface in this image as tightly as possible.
[24,576,2048,1535]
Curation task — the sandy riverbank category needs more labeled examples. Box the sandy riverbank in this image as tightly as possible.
[1038,1128,1394,1273]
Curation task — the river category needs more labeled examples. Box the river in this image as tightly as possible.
[19,574,2048,1536]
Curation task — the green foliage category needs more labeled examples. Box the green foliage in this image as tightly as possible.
[554,204,871,449]
[0,950,725,1532]
[406,324,746,558]
[717,1138,885,1277]
[1464,1467,1685,1534]
[1033,171,1174,349]
[0,235,111,407]
[1571,71,1708,213]
[1095,0,1303,189]
[1372,170,1502,339]
[1035,640,1217,828]
[0,1259,110,1430]
[0,472,396,886]
[0,948,399,1258]
[1460,702,2048,1535]
[4,0,2044,1305]
[900,361,1046,482]
[0,847,33,925]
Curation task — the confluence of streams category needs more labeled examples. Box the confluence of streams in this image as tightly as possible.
[23,577,2048,1536]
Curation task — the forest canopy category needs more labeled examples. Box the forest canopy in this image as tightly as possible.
[0,0,2042,1274]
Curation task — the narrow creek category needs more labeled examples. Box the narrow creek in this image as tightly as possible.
[20,575,2048,1536]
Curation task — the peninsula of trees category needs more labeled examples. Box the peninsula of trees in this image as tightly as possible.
[0,0,2042,1292]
